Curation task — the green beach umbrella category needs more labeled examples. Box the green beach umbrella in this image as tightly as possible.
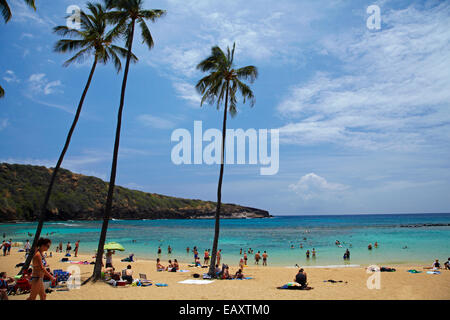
[104,242,125,251]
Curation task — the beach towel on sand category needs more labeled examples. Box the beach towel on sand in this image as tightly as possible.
[155,283,168,287]
[407,269,422,273]
[277,282,313,290]
[426,271,441,275]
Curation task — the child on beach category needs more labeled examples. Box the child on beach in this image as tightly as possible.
[0,272,15,300]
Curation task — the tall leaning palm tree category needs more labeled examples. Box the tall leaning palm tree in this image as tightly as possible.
[19,2,135,275]
[1,0,36,23]
[196,43,258,277]
[90,0,165,281]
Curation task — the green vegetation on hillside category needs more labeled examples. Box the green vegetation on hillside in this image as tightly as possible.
[0,163,269,221]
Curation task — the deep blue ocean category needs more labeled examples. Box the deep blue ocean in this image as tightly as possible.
[1,213,449,267]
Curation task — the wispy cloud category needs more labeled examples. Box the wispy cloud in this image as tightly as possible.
[137,114,177,129]
[3,70,20,83]
[0,119,9,131]
[277,3,450,152]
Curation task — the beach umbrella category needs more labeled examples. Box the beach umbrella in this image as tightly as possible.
[104,242,125,251]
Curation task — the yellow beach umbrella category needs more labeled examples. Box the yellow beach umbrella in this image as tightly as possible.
[104,242,125,251]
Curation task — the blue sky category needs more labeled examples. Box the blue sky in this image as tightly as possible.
[1,0,449,215]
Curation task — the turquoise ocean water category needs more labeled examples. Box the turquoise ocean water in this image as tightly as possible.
[1,213,449,267]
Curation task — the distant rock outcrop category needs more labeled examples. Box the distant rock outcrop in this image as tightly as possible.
[0,163,271,222]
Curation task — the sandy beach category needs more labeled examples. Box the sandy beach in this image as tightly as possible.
[1,250,449,300]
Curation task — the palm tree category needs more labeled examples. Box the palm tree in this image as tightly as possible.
[196,43,258,277]
[90,0,165,281]
[0,85,4,98]
[1,0,36,23]
[19,2,136,275]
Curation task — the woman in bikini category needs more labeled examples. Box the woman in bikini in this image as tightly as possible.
[27,238,55,300]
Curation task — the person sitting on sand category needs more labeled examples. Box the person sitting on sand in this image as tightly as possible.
[222,266,231,279]
[173,259,179,271]
[195,256,202,267]
[0,272,15,300]
[294,268,307,289]
[122,265,133,284]
[432,259,441,270]
[214,264,221,275]
[166,259,174,271]
[234,269,245,279]
[156,258,165,271]
[444,258,450,270]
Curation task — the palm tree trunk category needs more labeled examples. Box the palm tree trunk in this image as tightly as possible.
[208,80,230,277]
[18,57,98,276]
[92,20,136,281]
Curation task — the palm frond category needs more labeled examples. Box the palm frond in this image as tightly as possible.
[0,0,11,23]
[62,47,91,67]
[0,84,4,98]
[23,0,35,10]
[235,66,258,83]
[138,17,153,49]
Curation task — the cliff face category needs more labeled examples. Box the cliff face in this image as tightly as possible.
[0,163,271,222]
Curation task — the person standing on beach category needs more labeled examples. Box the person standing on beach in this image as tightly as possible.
[243,252,248,266]
[158,246,162,255]
[262,251,268,266]
[66,242,71,254]
[204,249,210,265]
[27,238,56,300]
[6,239,11,255]
[58,242,63,253]
[74,240,80,257]
[1,241,6,256]
[255,251,261,265]
[25,240,31,254]
[217,249,222,266]
[105,250,114,269]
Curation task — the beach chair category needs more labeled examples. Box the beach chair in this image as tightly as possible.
[139,273,151,284]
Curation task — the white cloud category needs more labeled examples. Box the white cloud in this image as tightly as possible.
[289,173,349,200]
[173,81,201,106]
[277,3,450,152]
[137,114,177,129]
[28,73,63,96]
[3,70,20,83]
[0,119,9,131]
